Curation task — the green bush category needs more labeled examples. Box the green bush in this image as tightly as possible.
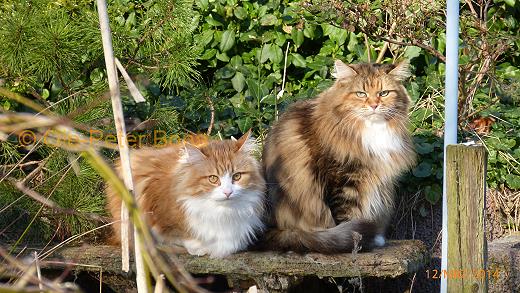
[186,0,520,204]
[1,0,520,242]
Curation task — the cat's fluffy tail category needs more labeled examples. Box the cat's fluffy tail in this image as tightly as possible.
[260,220,378,253]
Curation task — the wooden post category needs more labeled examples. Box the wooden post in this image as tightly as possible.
[447,145,488,293]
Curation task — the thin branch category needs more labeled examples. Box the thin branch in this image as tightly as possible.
[34,252,43,291]
[276,42,290,121]
[205,95,215,136]
[376,22,397,63]
[0,246,64,292]
[363,33,371,62]
[379,37,446,62]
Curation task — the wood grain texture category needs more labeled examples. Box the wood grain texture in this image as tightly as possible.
[12,240,427,280]
[447,145,488,293]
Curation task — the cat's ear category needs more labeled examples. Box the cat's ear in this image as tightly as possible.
[235,129,257,154]
[332,60,357,79]
[179,143,206,164]
[387,60,411,81]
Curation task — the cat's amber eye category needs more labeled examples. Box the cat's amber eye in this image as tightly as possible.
[356,91,367,98]
[208,175,219,184]
[378,90,389,97]
[232,172,242,181]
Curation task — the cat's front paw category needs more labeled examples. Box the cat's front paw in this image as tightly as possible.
[183,239,208,256]
[208,250,231,258]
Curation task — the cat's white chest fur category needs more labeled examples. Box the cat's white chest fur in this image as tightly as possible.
[178,193,264,258]
[361,119,403,160]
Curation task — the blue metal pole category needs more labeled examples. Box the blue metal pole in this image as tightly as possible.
[441,0,460,292]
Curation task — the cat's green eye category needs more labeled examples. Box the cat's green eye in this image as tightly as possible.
[208,175,219,184]
[379,90,389,97]
[232,172,242,181]
[356,91,367,98]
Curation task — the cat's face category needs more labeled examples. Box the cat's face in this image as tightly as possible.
[330,60,411,122]
[176,131,265,203]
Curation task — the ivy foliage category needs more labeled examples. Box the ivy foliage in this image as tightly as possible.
[185,0,520,206]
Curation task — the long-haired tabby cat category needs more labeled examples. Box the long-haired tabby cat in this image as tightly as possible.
[106,131,266,258]
[262,60,416,253]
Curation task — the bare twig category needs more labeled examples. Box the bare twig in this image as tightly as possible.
[154,274,165,293]
[115,58,146,103]
[34,252,43,291]
[205,95,215,136]
[363,33,371,62]
[376,22,397,63]
[276,42,290,121]
[379,37,446,62]
[0,246,63,292]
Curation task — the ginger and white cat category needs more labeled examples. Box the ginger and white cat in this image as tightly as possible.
[262,60,416,253]
[107,131,265,258]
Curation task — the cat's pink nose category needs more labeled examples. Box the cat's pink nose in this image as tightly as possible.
[370,104,378,110]
[223,190,233,198]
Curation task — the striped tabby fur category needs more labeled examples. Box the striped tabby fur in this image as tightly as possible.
[261,60,416,253]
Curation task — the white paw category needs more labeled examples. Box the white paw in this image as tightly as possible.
[208,250,230,258]
[183,239,208,256]
[373,235,386,247]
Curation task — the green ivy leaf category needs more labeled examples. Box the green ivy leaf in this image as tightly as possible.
[291,53,306,67]
[220,30,236,52]
[216,51,230,62]
[246,79,268,99]
[404,46,421,60]
[291,29,304,47]
[413,162,432,178]
[260,44,271,63]
[200,48,217,60]
[332,29,348,45]
[237,117,253,133]
[270,44,283,63]
[260,14,277,26]
[231,72,246,92]
[230,56,243,68]
[504,0,516,7]
[500,64,520,79]
[197,0,209,10]
[196,29,214,47]
[425,184,442,204]
[215,67,235,79]
[229,93,243,108]
[415,142,434,154]
[234,7,247,19]
[506,174,520,189]
[206,15,223,26]
[347,32,358,52]
[303,24,315,39]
